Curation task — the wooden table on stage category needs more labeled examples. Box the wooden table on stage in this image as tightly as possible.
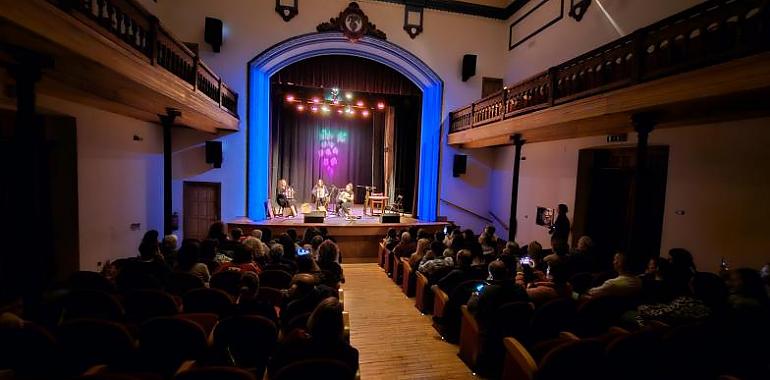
[368,195,389,216]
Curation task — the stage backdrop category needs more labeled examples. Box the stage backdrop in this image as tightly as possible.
[272,105,385,204]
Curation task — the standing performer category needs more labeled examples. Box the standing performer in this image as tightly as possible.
[311,178,329,211]
[276,179,297,217]
[337,182,355,218]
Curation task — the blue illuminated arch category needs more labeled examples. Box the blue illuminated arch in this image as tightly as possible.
[247,33,443,221]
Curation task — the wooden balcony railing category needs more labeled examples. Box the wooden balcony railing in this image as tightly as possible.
[449,0,769,134]
[49,0,238,117]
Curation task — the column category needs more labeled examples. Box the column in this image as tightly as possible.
[158,109,180,236]
[508,134,525,242]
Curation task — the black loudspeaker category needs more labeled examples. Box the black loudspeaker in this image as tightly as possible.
[204,17,223,53]
[205,141,223,168]
[380,214,401,223]
[462,54,477,82]
[453,154,467,177]
[304,212,326,223]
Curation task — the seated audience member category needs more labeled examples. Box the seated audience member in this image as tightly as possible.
[633,266,710,327]
[281,274,337,327]
[230,228,244,242]
[467,260,529,328]
[409,238,431,267]
[200,239,221,273]
[434,230,446,247]
[393,232,416,258]
[216,245,262,274]
[543,238,569,267]
[161,234,178,267]
[207,221,228,244]
[269,297,358,376]
[296,252,322,281]
[243,236,266,262]
[310,235,324,259]
[264,244,297,274]
[668,248,696,274]
[437,249,485,293]
[120,232,170,283]
[301,227,321,246]
[384,228,399,251]
[567,235,595,274]
[526,241,544,267]
[235,271,278,323]
[525,262,572,306]
[639,256,672,304]
[0,295,24,329]
[726,268,770,314]
[419,248,455,281]
[515,255,546,288]
[278,233,298,261]
[318,240,345,287]
[586,252,642,299]
[175,240,210,284]
[479,225,498,259]
[447,230,465,256]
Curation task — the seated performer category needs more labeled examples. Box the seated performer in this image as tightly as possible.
[276,179,297,217]
[337,183,355,218]
[311,178,329,210]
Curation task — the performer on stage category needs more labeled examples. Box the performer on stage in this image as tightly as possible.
[311,178,329,210]
[276,179,297,217]
[337,182,355,218]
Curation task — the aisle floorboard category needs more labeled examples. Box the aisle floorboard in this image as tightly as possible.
[343,263,477,380]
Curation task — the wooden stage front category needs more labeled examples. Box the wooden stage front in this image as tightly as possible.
[228,206,446,263]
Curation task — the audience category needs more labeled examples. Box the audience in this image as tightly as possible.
[318,240,345,288]
[384,228,399,251]
[200,238,221,273]
[437,249,486,293]
[160,234,178,267]
[586,252,642,299]
[408,238,431,267]
[269,297,358,376]
[524,262,572,306]
[174,239,211,283]
[726,268,770,314]
[467,260,529,328]
[264,244,296,273]
[217,245,262,274]
[633,263,711,327]
[393,231,416,258]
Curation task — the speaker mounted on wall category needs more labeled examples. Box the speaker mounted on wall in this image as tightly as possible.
[205,141,223,168]
[204,17,223,53]
[452,154,467,177]
[462,54,477,82]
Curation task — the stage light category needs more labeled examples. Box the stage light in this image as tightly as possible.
[332,87,339,93]
[356,100,364,107]
[332,99,339,105]
[311,97,320,103]
[362,110,370,117]
[310,105,319,112]
[337,109,344,114]
[285,94,295,102]
[297,104,305,111]
[345,92,353,100]
[377,102,385,110]
[321,105,330,113]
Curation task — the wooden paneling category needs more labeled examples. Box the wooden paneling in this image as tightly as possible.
[183,182,221,241]
[343,263,475,379]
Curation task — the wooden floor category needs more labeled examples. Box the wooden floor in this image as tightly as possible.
[343,263,477,380]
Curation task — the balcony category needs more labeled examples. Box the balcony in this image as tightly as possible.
[0,0,238,132]
[449,0,770,148]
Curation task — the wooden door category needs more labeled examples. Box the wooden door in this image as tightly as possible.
[183,182,221,240]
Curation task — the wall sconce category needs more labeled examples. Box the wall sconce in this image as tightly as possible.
[403,5,424,39]
[275,0,298,22]
[569,0,592,22]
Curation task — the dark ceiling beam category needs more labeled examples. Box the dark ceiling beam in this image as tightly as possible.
[372,0,530,20]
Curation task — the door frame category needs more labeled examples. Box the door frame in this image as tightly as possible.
[183,181,222,240]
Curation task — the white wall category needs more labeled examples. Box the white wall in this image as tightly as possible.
[503,0,703,83]
[148,0,507,230]
[489,119,770,273]
[38,96,164,270]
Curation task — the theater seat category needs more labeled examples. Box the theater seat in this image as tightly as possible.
[213,315,277,378]
[183,288,235,317]
[57,319,137,375]
[272,359,355,380]
[175,367,256,380]
[260,270,293,289]
[138,317,208,376]
[123,290,180,324]
[414,271,432,314]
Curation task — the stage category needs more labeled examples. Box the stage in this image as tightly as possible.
[228,206,446,263]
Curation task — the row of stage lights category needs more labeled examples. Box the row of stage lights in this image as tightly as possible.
[285,88,386,118]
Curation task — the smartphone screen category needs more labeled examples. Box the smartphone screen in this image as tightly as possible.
[475,283,485,292]
[297,247,309,256]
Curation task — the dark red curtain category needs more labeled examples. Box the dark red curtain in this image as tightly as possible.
[272,104,381,204]
[272,55,421,96]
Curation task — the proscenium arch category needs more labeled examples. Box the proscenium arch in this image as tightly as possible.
[247,32,443,221]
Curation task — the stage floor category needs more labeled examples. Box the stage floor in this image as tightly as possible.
[228,205,446,262]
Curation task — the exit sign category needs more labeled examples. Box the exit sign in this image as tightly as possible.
[607,133,628,143]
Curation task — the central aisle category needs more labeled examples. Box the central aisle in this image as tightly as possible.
[343,263,477,380]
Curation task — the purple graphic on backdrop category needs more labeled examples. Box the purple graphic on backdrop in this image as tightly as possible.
[318,128,348,177]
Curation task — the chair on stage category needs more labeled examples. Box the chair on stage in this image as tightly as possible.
[368,192,388,216]
[385,195,404,215]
